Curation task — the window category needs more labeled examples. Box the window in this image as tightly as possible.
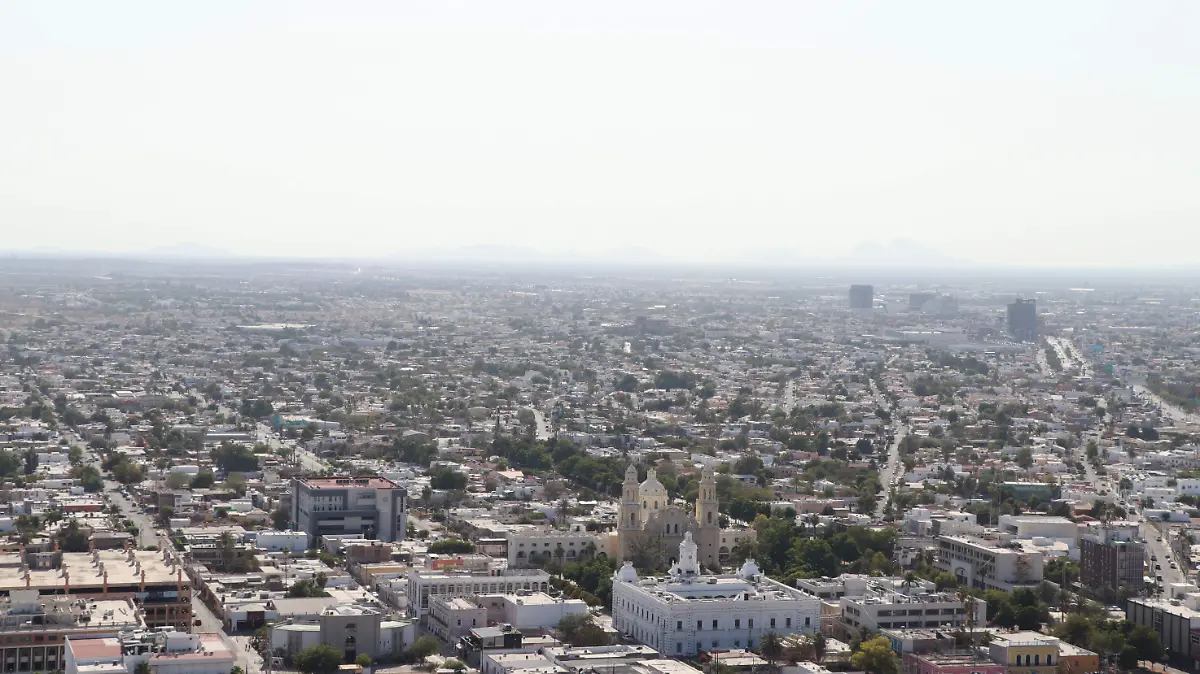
[697,621,703,630]
[770,618,776,628]
[677,643,682,654]
[1047,656,1053,665]
[1034,655,1040,665]
[786,617,791,628]
[735,619,740,628]
[677,621,683,631]
[805,617,810,627]
[748,619,754,628]
[713,620,718,629]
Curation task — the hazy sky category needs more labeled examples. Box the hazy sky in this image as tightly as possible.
[2,2,1199,266]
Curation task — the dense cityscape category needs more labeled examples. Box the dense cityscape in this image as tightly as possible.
[0,259,1198,674]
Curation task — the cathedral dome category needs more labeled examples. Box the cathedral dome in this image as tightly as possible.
[639,468,668,512]
[639,468,667,496]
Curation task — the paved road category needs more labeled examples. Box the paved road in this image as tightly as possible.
[1142,521,1187,591]
[528,407,552,440]
[1134,385,1200,426]
[876,425,907,518]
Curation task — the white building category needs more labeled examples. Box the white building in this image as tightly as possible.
[838,588,985,637]
[935,535,1045,592]
[474,592,589,629]
[612,533,820,656]
[407,568,551,617]
[254,530,310,553]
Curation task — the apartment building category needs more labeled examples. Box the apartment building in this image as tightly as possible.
[1080,536,1144,593]
[935,535,1044,592]
[291,476,408,543]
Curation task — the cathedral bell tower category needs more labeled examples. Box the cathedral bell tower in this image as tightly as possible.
[618,464,641,533]
[696,466,719,529]
[694,466,720,567]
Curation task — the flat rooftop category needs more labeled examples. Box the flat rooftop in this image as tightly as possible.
[0,551,182,592]
[298,476,399,490]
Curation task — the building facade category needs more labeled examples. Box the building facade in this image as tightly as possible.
[612,533,820,657]
[849,285,874,310]
[988,632,1060,674]
[406,568,551,618]
[1007,299,1037,342]
[1079,536,1144,593]
[291,476,408,544]
[838,590,985,639]
[935,535,1044,592]
[507,529,600,568]
[617,466,720,568]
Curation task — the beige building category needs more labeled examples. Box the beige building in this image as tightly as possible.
[617,466,720,568]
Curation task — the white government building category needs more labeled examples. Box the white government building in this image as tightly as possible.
[612,533,820,656]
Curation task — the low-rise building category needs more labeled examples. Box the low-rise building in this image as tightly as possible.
[612,533,819,657]
[935,535,1044,592]
[901,651,1005,674]
[65,631,234,674]
[430,597,487,642]
[838,589,984,639]
[988,632,1061,674]
[406,567,551,617]
[269,604,415,662]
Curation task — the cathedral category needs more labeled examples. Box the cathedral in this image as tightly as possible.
[616,464,722,569]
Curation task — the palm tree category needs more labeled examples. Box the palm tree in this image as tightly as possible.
[556,498,570,527]
[583,541,597,559]
[811,633,827,665]
[901,572,919,595]
[759,632,783,673]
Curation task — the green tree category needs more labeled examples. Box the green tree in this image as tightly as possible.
[1016,447,1034,470]
[135,662,152,674]
[851,636,898,674]
[410,635,440,660]
[355,654,374,669]
[556,614,608,646]
[75,465,104,492]
[427,538,474,554]
[295,643,342,674]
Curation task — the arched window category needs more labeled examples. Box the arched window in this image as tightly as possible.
[643,501,647,509]
[631,512,636,525]
[654,501,659,509]
[707,512,713,524]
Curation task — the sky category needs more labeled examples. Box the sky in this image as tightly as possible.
[2,2,1199,267]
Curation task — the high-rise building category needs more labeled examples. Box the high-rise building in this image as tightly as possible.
[908,292,936,310]
[1007,298,1038,341]
[1080,536,1144,593]
[849,285,874,310]
[291,476,408,543]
